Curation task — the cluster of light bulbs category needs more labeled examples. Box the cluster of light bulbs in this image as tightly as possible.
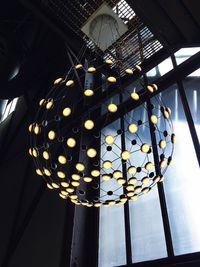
[29,59,175,207]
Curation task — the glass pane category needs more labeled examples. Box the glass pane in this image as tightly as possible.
[183,74,200,141]
[125,104,167,263]
[147,57,173,78]
[99,205,126,267]
[162,86,200,255]
[175,47,200,65]
[98,119,126,267]
[130,187,167,263]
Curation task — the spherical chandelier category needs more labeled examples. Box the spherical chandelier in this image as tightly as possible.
[28,57,175,208]
[28,3,175,207]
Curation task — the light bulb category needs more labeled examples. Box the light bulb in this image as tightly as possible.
[141,143,150,153]
[107,76,116,83]
[48,130,56,140]
[108,103,117,113]
[67,137,76,148]
[84,89,94,96]
[128,124,138,133]
[58,155,67,164]
[131,92,139,100]
[54,78,62,85]
[87,148,97,158]
[57,171,65,179]
[84,120,94,130]
[105,135,115,145]
[66,80,74,87]
[121,150,131,160]
[103,160,112,169]
[76,163,85,171]
[63,107,71,117]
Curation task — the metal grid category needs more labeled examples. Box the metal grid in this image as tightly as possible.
[40,0,163,72]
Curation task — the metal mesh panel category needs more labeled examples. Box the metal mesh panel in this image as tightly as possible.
[40,0,163,72]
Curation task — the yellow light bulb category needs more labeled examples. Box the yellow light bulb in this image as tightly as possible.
[105,59,113,65]
[43,151,49,160]
[71,174,81,180]
[84,120,94,130]
[59,193,67,199]
[76,163,85,172]
[145,162,153,170]
[121,150,131,160]
[113,170,122,179]
[60,190,68,196]
[135,65,142,71]
[102,174,111,181]
[71,181,80,187]
[163,110,169,119]
[147,85,154,93]
[36,169,43,176]
[141,143,150,153]
[108,103,118,113]
[142,177,149,184]
[84,89,94,96]
[61,182,69,187]
[63,107,71,117]
[28,124,33,132]
[75,64,83,69]
[52,182,59,189]
[57,171,65,179]
[39,99,45,106]
[32,148,38,158]
[152,84,158,90]
[131,92,140,100]
[131,195,138,201]
[48,130,56,140]
[66,187,74,193]
[83,176,93,182]
[107,76,116,83]
[103,160,112,169]
[87,148,97,158]
[117,178,126,185]
[135,186,142,193]
[127,191,135,197]
[34,124,40,135]
[159,140,167,149]
[142,187,150,194]
[94,202,102,207]
[128,177,137,185]
[150,115,158,124]
[87,66,96,73]
[54,78,62,85]
[160,160,167,168]
[125,68,133,75]
[66,80,74,87]
[46,100,53,110]
[58,155,67,164]
[105,135,115,145]
[171,133,176,144]
[128,123,138,133]
[47,183,53,190]
[126,185,134,191]
[67,137,76,148]
[127,166,136,174]
[44,168,51,176]
[153,176,160,183]
[91,169,100,177]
